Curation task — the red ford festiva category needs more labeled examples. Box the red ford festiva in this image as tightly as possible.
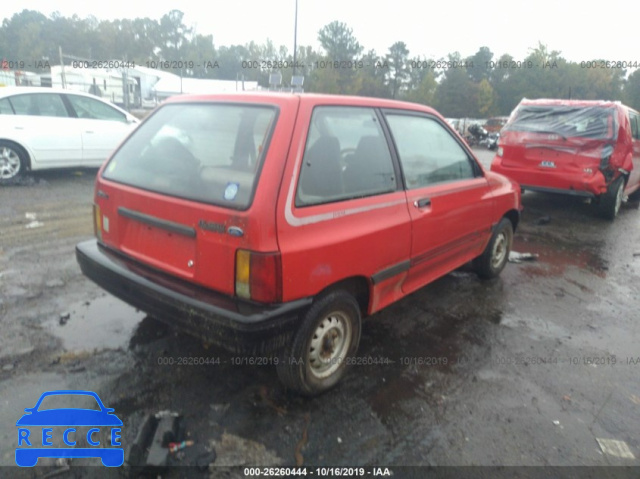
[491,98,640,219]
[76,93,521,395]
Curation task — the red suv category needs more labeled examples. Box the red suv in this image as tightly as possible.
[491,98,640,219]
[76,93,521,395]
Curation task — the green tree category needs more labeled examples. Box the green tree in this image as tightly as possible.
[317,21,363,94]
[317,21,362,60]
[476,79,497,116]
[386,41,409,99]
[158,10,192,61]
[355,50,389,98]
[624,69,640,110]
[434,53,477,117]
[405,56,437,105]
[466,46,493,83]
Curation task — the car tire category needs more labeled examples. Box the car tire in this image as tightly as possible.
[277,290,361,396]
[473,218,513,279]
[0,141,27,185]
[597,176,624,220]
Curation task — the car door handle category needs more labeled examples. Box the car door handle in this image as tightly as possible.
[85,130,94,134]
[414,198,431,208]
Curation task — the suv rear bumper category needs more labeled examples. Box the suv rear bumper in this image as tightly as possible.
[491,161,608,197]
[76,240,311,355]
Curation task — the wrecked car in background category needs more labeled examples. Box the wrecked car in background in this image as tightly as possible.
[76,93,521,395]
[491,98,640,219]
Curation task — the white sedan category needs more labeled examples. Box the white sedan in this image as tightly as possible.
[0,87,139,184]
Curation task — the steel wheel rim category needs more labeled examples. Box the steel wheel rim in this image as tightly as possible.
[0,146,21,180]
[614,181,623,216]
[491,231,508,269]
[308,311,352,379]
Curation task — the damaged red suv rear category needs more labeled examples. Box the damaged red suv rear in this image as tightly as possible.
[491,99,640,219]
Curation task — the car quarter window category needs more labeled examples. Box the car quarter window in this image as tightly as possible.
[0,98,13,114]
[8,93,69,118]
[385,113,477,189]
[296,106,396,207]
[66,94,127,122]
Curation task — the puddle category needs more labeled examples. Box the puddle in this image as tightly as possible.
[369,374,425,422]
[46,295,145,352]
[512,233,607,278]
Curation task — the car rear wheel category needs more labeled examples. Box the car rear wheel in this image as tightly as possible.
[473,217,513,279]
[277,290,361,396]
[597,176,624,220]
[0,141,27,185]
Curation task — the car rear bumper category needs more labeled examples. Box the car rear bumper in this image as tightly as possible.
[491,160,607,197]
[76,240,311,355]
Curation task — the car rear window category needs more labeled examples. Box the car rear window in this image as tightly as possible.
[505,105,617,140]
[102,102,277,209]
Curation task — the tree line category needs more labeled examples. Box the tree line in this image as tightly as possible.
[3,9,640,116]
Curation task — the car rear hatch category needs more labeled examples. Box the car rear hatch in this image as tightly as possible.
[500,104,617,174]
[93,99,290,300]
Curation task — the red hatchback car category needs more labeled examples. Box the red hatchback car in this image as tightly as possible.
[491,98,640,219]
[76,93,521,395]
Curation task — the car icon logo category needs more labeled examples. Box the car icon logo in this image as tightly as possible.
[16,390,123,467]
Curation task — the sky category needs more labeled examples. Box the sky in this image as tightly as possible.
[4,0,640,64]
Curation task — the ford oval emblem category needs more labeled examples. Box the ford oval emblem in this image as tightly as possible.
[227,226,244,237]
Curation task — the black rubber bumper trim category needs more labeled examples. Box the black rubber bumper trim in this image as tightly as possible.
[118,207,196,238]
[76,240,311,355]
[521,184,595,198]
[371,260,410,285]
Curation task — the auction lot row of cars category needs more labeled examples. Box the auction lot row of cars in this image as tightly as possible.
[2,86,640,396]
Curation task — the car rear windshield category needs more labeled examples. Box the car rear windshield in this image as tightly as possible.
[102,102,277,209]
[505,105,617,140]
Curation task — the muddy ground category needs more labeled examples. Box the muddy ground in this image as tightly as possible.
[1,149,639,478]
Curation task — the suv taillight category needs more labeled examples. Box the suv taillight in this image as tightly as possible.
[235,250,282,303]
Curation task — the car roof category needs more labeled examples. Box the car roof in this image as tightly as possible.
[163,91,442,116]
[518,98,622,108]
[0,86,113,101]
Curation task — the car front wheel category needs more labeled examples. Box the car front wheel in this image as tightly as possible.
[277,290,361,396]
[473,218,513,279]
[0,141,27,185]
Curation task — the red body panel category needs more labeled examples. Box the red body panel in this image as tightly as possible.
[91,92,521,317]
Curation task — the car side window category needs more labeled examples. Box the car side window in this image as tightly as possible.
[9,93,69,118]
[385,113,477,189]
[0,98,13,114]
[296,106,396,207]
[66,94,127,122]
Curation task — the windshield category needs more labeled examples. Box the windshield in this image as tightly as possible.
[505,105,617,140]
[102,102,277,209]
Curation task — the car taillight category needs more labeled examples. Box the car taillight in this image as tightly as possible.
[235,250,282,303]
[93,204,102,241]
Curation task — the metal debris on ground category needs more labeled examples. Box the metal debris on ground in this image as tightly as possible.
[169,440,194,453]
[508,251,539,263]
